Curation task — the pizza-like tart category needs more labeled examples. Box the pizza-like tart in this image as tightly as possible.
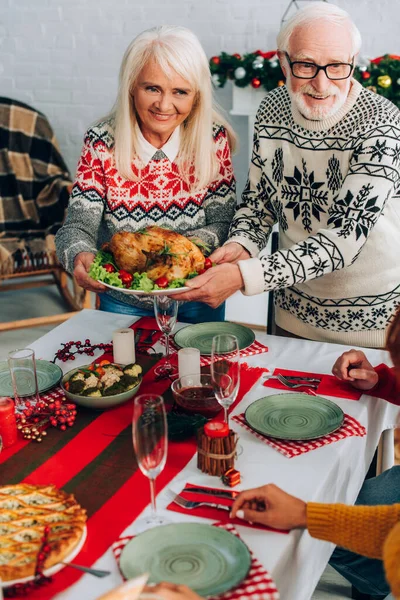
[0,483,87,582]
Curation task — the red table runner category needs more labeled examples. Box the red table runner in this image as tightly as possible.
[0,318,266,599]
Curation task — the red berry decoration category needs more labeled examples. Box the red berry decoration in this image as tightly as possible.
[251,77,262,88]
[211,56,220,65]
[362,71,371,80]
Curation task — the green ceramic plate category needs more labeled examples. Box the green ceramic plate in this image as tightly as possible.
[174,321,255,355]
[119,523,251,596]
[245,393,344,440]
[0,360,62,397]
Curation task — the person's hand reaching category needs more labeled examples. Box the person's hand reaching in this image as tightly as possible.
[331,350,379,391]
[143,582,203,600]
[230,483,307,530]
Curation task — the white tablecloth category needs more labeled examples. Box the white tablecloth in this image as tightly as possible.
[28,309,399,600]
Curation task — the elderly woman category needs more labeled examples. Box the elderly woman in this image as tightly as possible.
[56,26,236,323]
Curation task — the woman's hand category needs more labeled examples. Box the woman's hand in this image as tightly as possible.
[73,252,107,293]
[143,583,203,600]
[210,242,250,264]
[230,483,307,530]
[332,350,379,390]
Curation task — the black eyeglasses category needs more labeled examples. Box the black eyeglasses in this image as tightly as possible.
[285,52,354,81]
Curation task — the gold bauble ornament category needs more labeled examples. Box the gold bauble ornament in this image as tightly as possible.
[377,75,392,88]
[278,80,285,86]
[366,85,377,93]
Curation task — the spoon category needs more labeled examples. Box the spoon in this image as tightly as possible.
[60,561,111,577]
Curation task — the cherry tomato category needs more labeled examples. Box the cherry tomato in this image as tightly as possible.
[119,269,133,287]
[94,367,105,378]
[155,276,169,288]
[98,359,111,366]
[204,421,229,438]
[64,381,70,391]
[103,263,116,273]
[197,269,206,275]
[204,257,213,270]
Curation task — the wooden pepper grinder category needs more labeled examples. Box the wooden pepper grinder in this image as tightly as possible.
[197,421,237,477]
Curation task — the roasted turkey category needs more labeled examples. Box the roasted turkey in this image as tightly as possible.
[108,226,205,282]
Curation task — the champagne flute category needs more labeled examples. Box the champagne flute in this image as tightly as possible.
[154,295,178,376]
[211,334,240,425]
[132,394,168,531]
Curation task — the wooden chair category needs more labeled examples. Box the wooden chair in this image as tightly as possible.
[0,97,91,331]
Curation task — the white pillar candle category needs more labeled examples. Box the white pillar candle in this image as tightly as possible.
[178,347,201,380]
[112,329,136,365]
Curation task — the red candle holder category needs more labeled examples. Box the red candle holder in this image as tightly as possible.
[0,397,18,448]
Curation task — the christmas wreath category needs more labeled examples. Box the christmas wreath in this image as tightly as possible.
[209,51,400,108]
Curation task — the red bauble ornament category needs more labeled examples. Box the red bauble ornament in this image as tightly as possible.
[232,53,241,60]
[362,71,371,80]
[211,56,220,65]
[251,77,262,88]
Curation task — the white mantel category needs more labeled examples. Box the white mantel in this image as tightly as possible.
[225,85,271,330]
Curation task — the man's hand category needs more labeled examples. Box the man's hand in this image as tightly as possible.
[331,350,379,390]
[73,252,107,293]
[230,483,307,530]
[172,263,244,307]
[143,583,203,600]
[210,242,250,264]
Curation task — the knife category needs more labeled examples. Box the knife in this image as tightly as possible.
[185,487,239,500]
[266,375,321,383]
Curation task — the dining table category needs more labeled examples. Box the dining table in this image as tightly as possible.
[0,308,398,600]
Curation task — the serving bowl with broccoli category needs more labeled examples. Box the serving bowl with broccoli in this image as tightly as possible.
[61,360,143,409]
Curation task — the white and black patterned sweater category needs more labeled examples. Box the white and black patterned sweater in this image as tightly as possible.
[56,121,236,308]
[230,80,400,347]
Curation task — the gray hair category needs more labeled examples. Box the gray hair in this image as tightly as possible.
[277,2,362,57]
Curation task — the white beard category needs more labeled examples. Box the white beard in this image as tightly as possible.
[286,77,349,121]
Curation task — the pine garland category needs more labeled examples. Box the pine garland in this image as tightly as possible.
[209,51,400,108]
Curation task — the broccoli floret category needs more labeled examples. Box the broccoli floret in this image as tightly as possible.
[83,387,102,397]
[123,364,142,378]
[70,372,85,383]
[119,374,140,390]
[68,380,85,394]
[103,382,125,396]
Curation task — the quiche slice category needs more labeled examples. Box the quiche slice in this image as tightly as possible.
[0,483,87,582]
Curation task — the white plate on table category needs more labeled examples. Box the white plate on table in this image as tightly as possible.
[0,526,87,588]
[99,281,189,296]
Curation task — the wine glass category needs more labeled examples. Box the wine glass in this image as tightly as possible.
[211,334,240,425]
[154,295,178,376]
[132,394,169,531]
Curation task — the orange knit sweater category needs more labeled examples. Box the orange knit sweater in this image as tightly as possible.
[307,503,400,597]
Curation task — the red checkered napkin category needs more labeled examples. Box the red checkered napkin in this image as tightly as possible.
[164,338,269,366]
[112,522,279,600]
[39,386,65,401]
[264,368,362,401]
[232,412,366,458]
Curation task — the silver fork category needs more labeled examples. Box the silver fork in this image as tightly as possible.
[277,374,318,389]
[60,561,110,577]
[167,490,230,512]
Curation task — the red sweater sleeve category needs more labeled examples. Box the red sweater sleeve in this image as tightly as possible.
[369,364,400,405]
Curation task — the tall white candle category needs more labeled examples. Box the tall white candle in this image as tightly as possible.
[112,329,136,365]
[178,347,201,380]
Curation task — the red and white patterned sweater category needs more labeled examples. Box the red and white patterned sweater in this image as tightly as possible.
[56,120,236,306]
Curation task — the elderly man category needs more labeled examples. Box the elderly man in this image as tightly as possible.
[175,3,400,348]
